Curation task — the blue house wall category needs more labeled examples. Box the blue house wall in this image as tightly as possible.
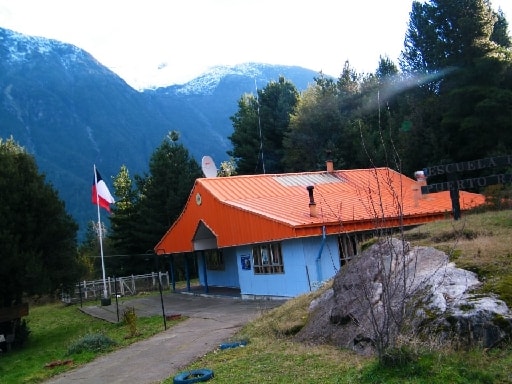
[298,235,341,289]
[236,236,341,298]
[197,248,240,288]
[195,235,341,298]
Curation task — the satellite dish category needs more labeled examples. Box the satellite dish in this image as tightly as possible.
[201,155,218,178]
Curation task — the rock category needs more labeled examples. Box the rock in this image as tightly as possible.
[296,238,512,354]
[308,288,333,312]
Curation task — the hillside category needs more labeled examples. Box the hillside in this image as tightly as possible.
[247,208,512,346]
[171,209,512,383]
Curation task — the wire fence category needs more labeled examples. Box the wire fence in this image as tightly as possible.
[61,272,170,304]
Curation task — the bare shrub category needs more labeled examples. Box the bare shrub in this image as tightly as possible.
[122,306,139,338]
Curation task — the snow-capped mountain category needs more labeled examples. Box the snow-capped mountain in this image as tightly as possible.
[163,62,315,96]
[0,26,319,239]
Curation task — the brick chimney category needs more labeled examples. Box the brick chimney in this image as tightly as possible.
[326,159,334,173]
[325,150,333,172]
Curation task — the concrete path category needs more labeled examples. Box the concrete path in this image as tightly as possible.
[44,292,282,384]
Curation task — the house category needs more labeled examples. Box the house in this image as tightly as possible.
[154,163,485,299]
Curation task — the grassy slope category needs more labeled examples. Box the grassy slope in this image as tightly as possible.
[403,209,512,307]
[162,210,512,383]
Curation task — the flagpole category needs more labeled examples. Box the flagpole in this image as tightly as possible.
[94,164,109,302]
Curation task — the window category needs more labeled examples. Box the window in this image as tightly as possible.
[338,234,357,267]
[338,232,373,266]
[252,242,284,274]
[205,249,224,270]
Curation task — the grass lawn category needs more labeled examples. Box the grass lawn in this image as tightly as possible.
[3,210,512,383]
[0,296,180,383]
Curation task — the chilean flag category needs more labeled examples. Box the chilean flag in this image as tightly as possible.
[92,167,115,212]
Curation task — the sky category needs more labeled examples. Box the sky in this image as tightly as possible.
[0,0,511,90]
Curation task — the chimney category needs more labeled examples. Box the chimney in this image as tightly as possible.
[326,159,334,173]
[414,170,427,186]
[413,170,427,204]
[325,150,333,172]
[306,185,317,217]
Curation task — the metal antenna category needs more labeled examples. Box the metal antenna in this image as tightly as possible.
[255,79,265,174]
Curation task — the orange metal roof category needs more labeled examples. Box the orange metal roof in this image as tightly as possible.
[154,168,485,255]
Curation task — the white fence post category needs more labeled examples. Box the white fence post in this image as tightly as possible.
[63,273,171,303]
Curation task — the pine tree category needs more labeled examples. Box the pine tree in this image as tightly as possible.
[228,77,299,174]
[0,136,80,307]
[136,132,202,255]
[399,0,512,169]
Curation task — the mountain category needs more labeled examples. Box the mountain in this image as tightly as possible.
[0,27,321,239]
[144,63,318,166]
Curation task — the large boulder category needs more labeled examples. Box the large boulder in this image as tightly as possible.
[296,238,512,355]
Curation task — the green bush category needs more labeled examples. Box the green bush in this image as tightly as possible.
[67,333,117,355]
